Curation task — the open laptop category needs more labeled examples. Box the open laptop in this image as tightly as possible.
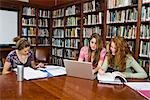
[63,59,96,80]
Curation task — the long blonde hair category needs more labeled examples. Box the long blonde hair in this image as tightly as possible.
[107,36,130,71]
[88,33,103,67]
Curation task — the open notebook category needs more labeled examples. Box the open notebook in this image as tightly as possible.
[13,65,66,80]
[97,72,127,84]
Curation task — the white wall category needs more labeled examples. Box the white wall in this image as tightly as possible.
[0,10,18,45]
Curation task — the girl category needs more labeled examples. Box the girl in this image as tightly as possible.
[78,33,106,74]
[2,37,44,74]
[100,36,147,79]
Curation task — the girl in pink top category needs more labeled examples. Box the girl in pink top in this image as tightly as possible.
[78,33,106,74]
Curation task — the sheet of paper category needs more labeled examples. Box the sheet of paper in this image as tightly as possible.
[46,66,66,76]
[125,82,150,90]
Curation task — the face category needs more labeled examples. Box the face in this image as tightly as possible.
[90,38,97,51]
[19,47,30,55]
[110,41,116,55]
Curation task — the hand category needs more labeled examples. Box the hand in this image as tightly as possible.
[98,68,105,75]
[35,63,45,68]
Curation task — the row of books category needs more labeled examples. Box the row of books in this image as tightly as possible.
[38,29,49,37]
[107,0,137,9]
[64,49,79,60]
[107,25,137,39]
[141,6,150,21]
[140,25,150,39]
[22,18,36,26]
[83,0,100,13]
[65,39,80,49]
[83,27,102,38]
[139,41,150,58]
[138,59,149,75]
[84,12,102,25]
[107,8,137,23]
[53,19,64,27]
[66,5,80,16]
[52,48,63,57]
[23,7,36,16]
[66,17,80,26]
[38,19,49,27]
[52,38,64,47]
[27,37,36,45]
[51,57,63,66]
[65,28,80,37]
[53,29,64,38]
[52,8,64,18]
[22,27,36,36]
[37,37,50,45]
[39,10,50,18]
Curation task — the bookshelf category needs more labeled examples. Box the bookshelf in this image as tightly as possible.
[105,0,150,75]
[83,0,104,46]
[106,0,138,54]
[21,4,51,63]
[51,8,65,65]
[64,3,81,60]
[138,0,150,74]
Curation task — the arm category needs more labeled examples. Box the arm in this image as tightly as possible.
[94,48,106,73]
[2,61,11,75]
[78,47,85,61]
[101,56,109,72]
[31,61,44,68]
[31,61,36,68]
[122,56,147,79]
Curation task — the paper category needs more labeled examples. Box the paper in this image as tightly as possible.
[39,65,66,76]
[125,82,150,99]
[125,82,150,90]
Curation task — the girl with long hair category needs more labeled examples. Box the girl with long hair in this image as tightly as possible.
[78,33,106,74]
[99,36,147,78]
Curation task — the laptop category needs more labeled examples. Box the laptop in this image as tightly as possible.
[63,59,96,80]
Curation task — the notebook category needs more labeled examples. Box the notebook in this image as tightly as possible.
[63,59,96,80]
[13,65,66,80]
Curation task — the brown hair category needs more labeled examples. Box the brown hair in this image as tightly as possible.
[13,37,30,50]
[107,36,130,71]
[88,33,103,67]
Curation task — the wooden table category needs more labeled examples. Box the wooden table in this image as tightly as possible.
[0,73,148,100]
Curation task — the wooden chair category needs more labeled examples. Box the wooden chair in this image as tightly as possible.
[34,47,50,64]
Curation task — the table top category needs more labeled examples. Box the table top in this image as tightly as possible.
[0,72,148,100]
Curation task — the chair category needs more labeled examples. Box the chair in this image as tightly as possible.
[35,47,50,64]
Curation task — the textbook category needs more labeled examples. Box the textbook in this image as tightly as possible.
[14,65,66,80]
[97,72,127,84]
[125,82,150,100]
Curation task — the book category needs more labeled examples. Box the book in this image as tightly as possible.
[13,65,66,80]
[38,65,66,77]
[125,82,150,100]
[97,72,127,84]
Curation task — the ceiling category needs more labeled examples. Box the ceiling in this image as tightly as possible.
[29,0,79,8]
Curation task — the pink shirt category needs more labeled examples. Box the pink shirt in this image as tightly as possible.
[78,46,106,64]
